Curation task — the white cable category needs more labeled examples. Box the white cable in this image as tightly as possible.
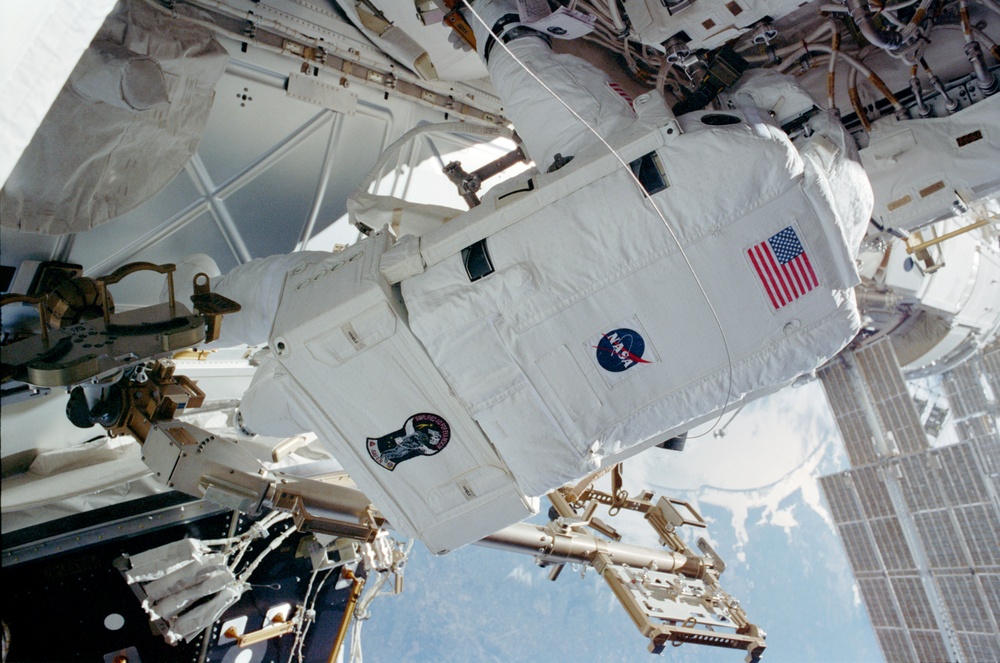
[202,511,290,549]
[291,567,337,663]
[285,568,322,663]
[227,538,254,572]
[348,571,391,663]
[461,0,736,436]
[348,537,412,663]
[223,512,293,570]
[741,22,834,61]
[606,0,627,34]
[237,523,297,582]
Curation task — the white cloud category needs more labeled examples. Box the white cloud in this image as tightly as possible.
[506,565,534,588]
[599,380,844,563]
[765,505,798,535]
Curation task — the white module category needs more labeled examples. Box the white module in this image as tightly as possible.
[224,94,870,549]
[402,103,866,496]
[861,93,1000,233]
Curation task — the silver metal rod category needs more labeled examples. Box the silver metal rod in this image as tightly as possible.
[479,522,691,573]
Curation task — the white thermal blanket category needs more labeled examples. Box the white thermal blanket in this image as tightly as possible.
[402,110,866,495]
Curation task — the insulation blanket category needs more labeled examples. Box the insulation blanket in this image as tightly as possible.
[0,0,227,234]
[401,109,864,495]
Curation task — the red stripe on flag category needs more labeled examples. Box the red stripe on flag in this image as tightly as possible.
[786,254,808,296]
[776,245,803,299]
[800,252,818,287]
[795,253,819,294]
[748,246,780,309]
[761,243,792,305]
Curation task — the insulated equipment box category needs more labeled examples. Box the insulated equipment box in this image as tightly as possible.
[267,230,536,554]
[401,102,865,495]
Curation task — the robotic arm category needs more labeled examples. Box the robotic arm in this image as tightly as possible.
[1,259,766,661]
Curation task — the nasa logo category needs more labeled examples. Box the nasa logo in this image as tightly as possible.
[594,328,651,373]
[366,413,450,471]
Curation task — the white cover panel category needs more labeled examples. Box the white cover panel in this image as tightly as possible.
[0,0,117,188]
[261,232,536,553]
[1,0,228,234]
[860,93,1000,232]
[402,110,864,495]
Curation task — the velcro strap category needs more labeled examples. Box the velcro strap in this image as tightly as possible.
[484,13,520,63]
[484,17,550,62]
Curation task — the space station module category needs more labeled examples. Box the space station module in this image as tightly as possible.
[212,102,869,552]
[210,17,872,552]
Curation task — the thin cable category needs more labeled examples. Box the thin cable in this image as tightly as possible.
[461,1,736,436]
[291,567,337,663]
[237,523,297,582]
[348,571,392,663]
[287,567,320,663]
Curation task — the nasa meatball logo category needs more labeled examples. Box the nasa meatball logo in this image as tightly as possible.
[594,328,651,372]
[367,413,450,471]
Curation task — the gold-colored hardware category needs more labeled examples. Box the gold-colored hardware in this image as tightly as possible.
[189,272,241,343]
[905,216,993,254]
[108,361,205,441]
[329,568,365,663]
[235,620,295,647]
[0,293,50,347]
[45,277,113,329]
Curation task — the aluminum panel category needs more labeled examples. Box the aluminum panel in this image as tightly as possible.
[897,454,944,512]
[938,575,996,634]
[935,444,989,506]
[953,504,1000,566]
[957,633,1000,662]
[854,466,895,519]
[891,576,938,630]
[980,574,1000,626]
[909,630,951,662]
[874,627,916,663]
[855,339,927,455]
[942,361,992,419]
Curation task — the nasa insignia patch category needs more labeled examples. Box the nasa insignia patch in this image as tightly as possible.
[588,319,657,385]
[367,413,451,471]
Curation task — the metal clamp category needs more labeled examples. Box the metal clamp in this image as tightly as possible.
[96,262,178,324]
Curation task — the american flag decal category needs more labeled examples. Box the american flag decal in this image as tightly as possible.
[747,226,819,310]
